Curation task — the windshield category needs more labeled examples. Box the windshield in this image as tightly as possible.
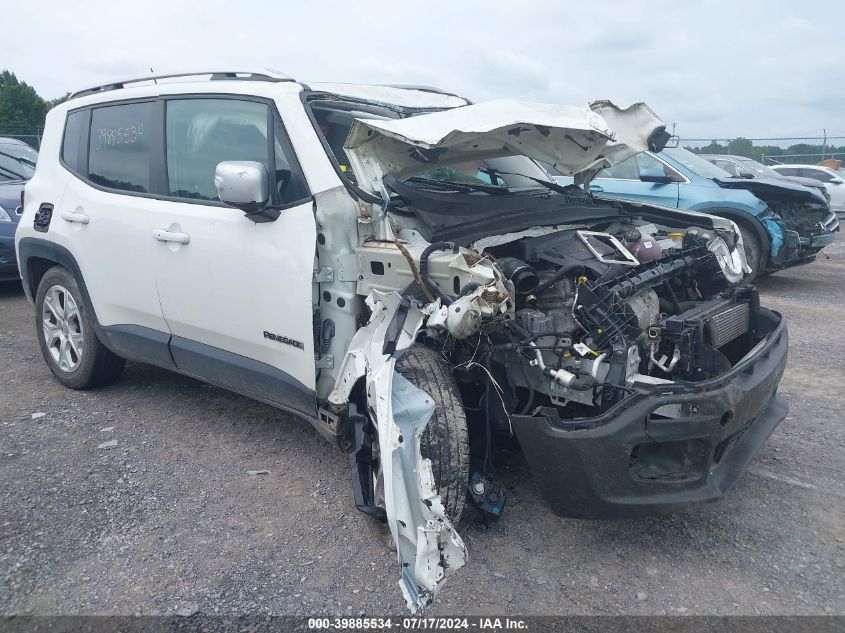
[663,147,731,180]
[736,157,782,179]
[0,141,37,181]
[412,155,554,191]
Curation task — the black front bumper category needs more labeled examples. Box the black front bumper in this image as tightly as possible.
[512,309,788,519]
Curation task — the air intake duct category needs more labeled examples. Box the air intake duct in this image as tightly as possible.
[497,257,539,295]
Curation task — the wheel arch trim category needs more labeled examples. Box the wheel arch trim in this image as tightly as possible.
[17,237,98,314]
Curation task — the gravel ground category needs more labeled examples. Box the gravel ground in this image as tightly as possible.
[1,240,844,617]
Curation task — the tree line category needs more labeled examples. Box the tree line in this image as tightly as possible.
[2,68,841,165]
[0,70,68,131]
[687,137,845,164]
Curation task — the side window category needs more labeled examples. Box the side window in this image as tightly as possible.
[635,152,676,177]
[712,159,740,177]
[634,152,686,182]
[62,110,87,172]
[596,155,639,179]
[804,168,834,183]
[273,119,309,204]
[166,98,308,205]
[776,167,798,177]
[88,102,154,192]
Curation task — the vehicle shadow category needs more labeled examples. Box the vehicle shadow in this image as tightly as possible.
[121,357,777,554]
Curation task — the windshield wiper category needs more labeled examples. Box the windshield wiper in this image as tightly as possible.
[406,176,510,195]
[484,168,586,197]
[0,149,36,169]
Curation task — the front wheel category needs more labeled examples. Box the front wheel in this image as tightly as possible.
[35,266,125,389]
[737,223,763,282]
[395,346,470,523]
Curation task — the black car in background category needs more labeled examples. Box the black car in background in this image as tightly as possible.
[702,153,832,203]
[0,137,38,281]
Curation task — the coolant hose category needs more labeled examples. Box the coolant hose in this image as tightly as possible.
[419,241,459,306]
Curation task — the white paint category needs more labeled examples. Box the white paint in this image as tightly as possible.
[331,290,467,611]
[345,99,665,186]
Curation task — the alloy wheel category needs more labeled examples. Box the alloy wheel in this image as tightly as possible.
[41,284,84,372]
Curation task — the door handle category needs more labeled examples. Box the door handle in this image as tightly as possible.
[589,184,604,193]
[152,229,191,245]
[60,211,90,225]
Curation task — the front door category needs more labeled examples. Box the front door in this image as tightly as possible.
[151,96,317,415]
[591,152,682,207]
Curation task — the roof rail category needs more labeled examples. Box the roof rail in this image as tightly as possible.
[69,69,294,100]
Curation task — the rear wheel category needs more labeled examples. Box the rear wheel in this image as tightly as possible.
[395,346,470,523]
[35,266,125,389]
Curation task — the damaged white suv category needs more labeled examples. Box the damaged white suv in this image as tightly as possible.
[16,70,789,610]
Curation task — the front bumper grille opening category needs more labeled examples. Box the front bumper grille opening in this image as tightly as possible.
[629,439,710,483]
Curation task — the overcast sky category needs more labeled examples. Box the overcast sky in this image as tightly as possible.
[5,1,843,140]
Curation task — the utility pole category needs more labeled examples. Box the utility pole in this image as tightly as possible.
[822,129,827,161]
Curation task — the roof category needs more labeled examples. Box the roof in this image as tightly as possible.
[701,154,755,161]
[69,69,293,99]
[772,164,836,170]
[66,71,470,111]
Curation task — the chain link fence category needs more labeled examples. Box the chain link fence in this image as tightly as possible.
[0,127,42,149]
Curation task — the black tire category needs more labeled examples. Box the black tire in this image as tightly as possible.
[737,223,763,282]
[35,266,125,389]
[396,346,470,523]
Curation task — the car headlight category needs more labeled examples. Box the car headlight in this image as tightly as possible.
[0,206,11,222]
[708,236,745,284]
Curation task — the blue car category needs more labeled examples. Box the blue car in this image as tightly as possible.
[0,137,38,281]
[557,147,838,277]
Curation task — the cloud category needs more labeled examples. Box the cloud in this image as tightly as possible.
[2,1,843,140]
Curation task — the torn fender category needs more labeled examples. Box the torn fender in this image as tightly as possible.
[329,291,467,612]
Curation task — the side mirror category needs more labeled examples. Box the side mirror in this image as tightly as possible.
[739,171,755,179]
[830,177,844,185]
[215,161,270,213]
[639,167,676,184]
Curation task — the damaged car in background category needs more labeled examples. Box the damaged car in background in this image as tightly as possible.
[17,74,789,612]
[551,146,838,279]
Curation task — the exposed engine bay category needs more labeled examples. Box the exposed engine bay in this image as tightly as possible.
[381,202,756,424]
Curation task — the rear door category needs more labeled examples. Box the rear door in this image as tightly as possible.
[151,96,317,415]
[591,152,681,207]
[56,101,175,366]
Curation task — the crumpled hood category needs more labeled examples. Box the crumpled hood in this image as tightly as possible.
[344,99,668,191]
[715,176,829,206]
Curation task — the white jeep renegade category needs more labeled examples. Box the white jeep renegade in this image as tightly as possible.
[16,70,789,610]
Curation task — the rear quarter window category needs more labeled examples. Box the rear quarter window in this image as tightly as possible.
[61,110,87,172]
[87,102,155,193]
